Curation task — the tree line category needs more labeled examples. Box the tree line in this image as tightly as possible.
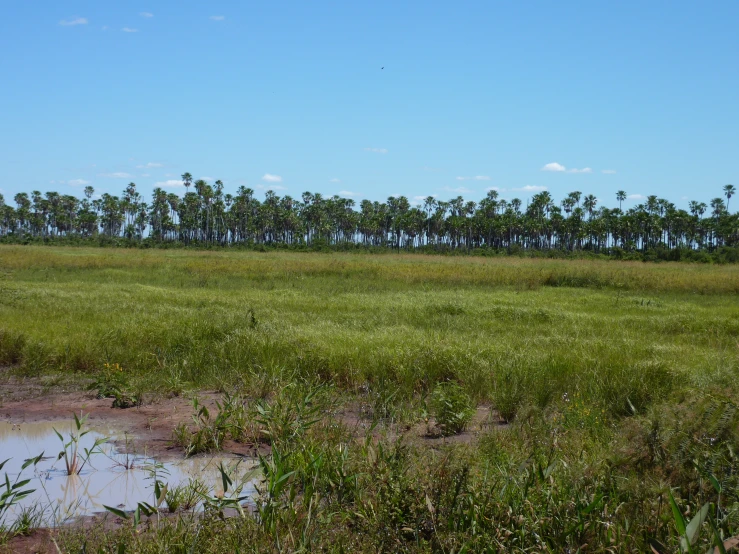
[1,174,737,256]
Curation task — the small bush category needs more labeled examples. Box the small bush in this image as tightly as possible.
[430,381,474,436]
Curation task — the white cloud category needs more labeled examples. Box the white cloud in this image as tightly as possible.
[338,190,361,197]
[542,163,593,174]
[136,162,163,168]
[413,195,437,201]
[156,180,185,188]
[210,15,225,21]
[59,17,87,26]
[627,194,645,200]
[122,27,138,33]
[98,172,133,178]
[68,179,90,186]
[329,178,341,183]
[512,185,547,192]
[364,147,388,154]
[255,184,287,190]
[602,169,617,174]
[141,174,150,177]
[442,186,473,194]
[541,162,566,172]
[200,176,214,181]
[139,12,154,18]
[456,175,491,181]
[486,186,504,192]
[262,173,282,183]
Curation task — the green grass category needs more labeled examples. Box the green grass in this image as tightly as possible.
[1,245,738,552]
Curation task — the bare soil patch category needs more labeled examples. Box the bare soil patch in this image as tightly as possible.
[0,387,258,461]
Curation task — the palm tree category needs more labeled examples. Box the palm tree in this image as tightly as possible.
[710,197,725,217]
[583,194,597,219]
[4,177,738,255]
[616,190,626,211]
[181,172,193,193]
[724,184,735,211]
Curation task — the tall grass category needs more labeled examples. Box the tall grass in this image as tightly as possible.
[1,246,737,408]
[54,384,739,553]
[1,246,737,551]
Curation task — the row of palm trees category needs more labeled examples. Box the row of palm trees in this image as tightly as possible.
[1,176,737,252]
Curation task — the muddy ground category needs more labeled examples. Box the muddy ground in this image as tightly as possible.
[0,370,502,553]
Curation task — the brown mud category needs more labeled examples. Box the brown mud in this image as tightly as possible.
[0,370,503,553]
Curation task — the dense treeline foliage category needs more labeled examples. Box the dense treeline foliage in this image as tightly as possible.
[1,176,737,255]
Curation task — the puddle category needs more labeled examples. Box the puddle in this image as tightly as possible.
[0,421,259,528]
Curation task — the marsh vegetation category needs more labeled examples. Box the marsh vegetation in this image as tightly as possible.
[0,246,738,552]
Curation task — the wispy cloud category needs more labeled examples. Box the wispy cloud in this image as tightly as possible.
[59,17,87,26]
[122,27,138,33]
[541,162,593,174]
[456,175,490,181]
[512,185,547,192]
[262,173,282,183]
[627,194,645,200]
[210,15,225,21]
[338,190,361,197]
[518,185,546,192]
[98,172,133,178]
[141,174,150,177]
[329,178,341,183]
[139,12,154,18]
[136,162,163,168]
[485,186,504,192]
[68,179,90,186]
[442,186,473,194]
[364,147,388,154]
[101,26,108,30]
[156,180,185,188]
[413,194,438,201]
[255,184,287,191]
[200,176,214,182]
[541,162,566,172]
[602,169,617,174]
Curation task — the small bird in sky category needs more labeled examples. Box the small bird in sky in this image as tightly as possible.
[381,66,384,69]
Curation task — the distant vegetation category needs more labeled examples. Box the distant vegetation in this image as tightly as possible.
[1,178,738,261]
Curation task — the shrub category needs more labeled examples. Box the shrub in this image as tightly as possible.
[430,381,474,436]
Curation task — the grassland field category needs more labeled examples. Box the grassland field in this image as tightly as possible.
[0,245,738,552]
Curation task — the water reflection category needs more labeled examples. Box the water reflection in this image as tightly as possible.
[0,420,258,527]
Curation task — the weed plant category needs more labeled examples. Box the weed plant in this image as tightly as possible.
[429,381,474,435]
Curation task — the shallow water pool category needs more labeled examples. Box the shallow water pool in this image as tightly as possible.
[0,420,258,528]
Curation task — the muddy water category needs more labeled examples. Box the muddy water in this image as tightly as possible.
[0,421,258,527]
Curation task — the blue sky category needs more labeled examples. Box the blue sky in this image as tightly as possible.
[1,1,737,209]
